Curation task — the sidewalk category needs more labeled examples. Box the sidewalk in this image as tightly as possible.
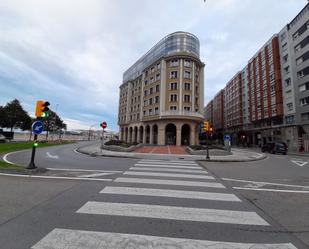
[77,143,266,162]
[234,146,309,157]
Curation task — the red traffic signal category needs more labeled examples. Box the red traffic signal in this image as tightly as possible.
[100,121,107,129]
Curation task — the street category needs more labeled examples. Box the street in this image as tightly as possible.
[0,143,308,248]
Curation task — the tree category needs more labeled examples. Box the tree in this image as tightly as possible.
[43,110,66,140]
[3,99,32,132]
[0,106,7,128]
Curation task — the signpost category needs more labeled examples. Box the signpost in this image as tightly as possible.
[27,121,43,169]
[100,121,107,151]
[224,134,231,152]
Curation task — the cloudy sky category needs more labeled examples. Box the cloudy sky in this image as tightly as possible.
[0,0,307,131]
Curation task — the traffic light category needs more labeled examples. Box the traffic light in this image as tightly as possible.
[209,126,213,133]
[35,100,50,118]
[203,121,209,132]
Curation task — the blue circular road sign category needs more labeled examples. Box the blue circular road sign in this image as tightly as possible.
[32,121,43,135]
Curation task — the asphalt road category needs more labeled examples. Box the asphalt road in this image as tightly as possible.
[1,144,309,248]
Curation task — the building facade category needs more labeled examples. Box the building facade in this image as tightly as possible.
[205,3,309,151]
[118,32,205,146]
[212,89,225,136]
[204,100,213,127]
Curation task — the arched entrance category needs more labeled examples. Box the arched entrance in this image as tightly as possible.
[146,125,150,144]
[181,124,190,145]
[153,125,158,145]
[139,126,144,143]
[165,123,176,145]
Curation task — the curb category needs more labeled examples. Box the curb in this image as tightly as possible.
[76,145,267,162]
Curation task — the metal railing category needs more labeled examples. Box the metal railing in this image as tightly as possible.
[161,110,204,118]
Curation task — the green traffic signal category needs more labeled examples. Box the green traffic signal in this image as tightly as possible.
[34,142,38,147]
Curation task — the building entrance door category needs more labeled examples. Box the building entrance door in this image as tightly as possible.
[165,124,176,145]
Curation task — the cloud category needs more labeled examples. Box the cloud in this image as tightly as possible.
[0,0,307,131]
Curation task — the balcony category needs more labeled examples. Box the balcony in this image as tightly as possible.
[161,110,204,119]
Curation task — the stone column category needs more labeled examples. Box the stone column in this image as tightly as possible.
[137,127,141,144]
[158,124,165,145]
[176,124,182,146]
[143,126,147,144]
[190,124,196,145]
[150,125,154,144]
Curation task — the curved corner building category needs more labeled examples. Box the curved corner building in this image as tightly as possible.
[118,31,205,146]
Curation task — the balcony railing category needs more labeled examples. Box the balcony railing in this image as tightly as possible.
[161,110,204,119]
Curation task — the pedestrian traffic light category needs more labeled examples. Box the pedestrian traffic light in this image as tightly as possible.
[203,121,209,132]
[35,100,50,118]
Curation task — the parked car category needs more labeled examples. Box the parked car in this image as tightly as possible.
[0,134,7,143]
[261,142,288,155]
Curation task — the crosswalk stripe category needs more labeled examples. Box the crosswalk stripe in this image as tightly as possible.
[123,171,214,179]
[137,161,198,166]
[114,177,226,188]
[130,167,207,174]
[77,201,269,226]
[135,163,202,169]
[32,228,297,249]
[100,186,241,202]
[139,159,196,164]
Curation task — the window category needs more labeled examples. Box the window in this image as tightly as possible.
[300,97,309,106]
[144,90,148,96]
[297,71,305,79]
[184,71,191,79]
[295,44,301,53]
[151,67,155,73]
[144,100,148,107]
[155,85,160,92]
[184,94,191,102]
[282,43,288,52]
[184,60,191,67]
[149,109,153,115]
[150,77,154,83]
[170,71,178,79]
[284,66,290,74]
[143,110,146,116]
[184,83,191,90]
[285,78,291,87]
[301,112,309,121]
[149,98,153,105]
[170,82,177,90]
[156,73,160,81]
[285,115,295,124]
[293,32,299,40]
[170,106,177,111]
[144,80,148,86]
[282,54,288,63]
[156,63,161,70]
[155,96,159,103]
[299,82,309,92]
[286,102,293,111]
[184,106,191,111]
[155,107,159,114]
[170,94,177,102]
[170,60,179,67]
[270,85,276,92]
[150,87,153,94]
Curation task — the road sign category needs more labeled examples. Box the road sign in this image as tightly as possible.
[32,121,43,135]
[224,134,231,141]
[101,121,107,129]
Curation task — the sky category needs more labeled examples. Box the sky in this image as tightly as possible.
[0,0,307,131]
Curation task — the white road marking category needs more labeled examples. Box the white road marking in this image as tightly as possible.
[291,160,308,167]
[46,168,122,173]
[0,173,112,181]
[32,228,298,249]
[79,172,117,178]
[101,186,241,202]
[138,161,198,166]
[114,177,225,188]
[3,151,19,165]
[233,187,309,194]
[77,201,269,226]
[130,167,207,174]
[135,163,201,169]
[123,171,214,179]
[46,152,59,159]
[222,178,309,188]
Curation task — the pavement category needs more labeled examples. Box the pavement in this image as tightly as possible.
[1,141,309,248]
[77,143,267,162]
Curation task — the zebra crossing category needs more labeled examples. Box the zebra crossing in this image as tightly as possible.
[32,159,298,249]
